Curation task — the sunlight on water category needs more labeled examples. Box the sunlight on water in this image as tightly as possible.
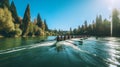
[109,64,117,67]
[106,38,120,67]
[55,37,120,67]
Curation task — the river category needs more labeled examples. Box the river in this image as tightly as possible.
[0,36,120,67]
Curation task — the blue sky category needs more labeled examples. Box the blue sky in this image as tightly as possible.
[10,0,120,30]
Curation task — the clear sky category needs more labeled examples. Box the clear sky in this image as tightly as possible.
[10,0,120,30]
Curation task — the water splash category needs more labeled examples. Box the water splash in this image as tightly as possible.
[0,41,56,55]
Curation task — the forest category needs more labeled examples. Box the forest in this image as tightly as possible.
[0,0,55,37]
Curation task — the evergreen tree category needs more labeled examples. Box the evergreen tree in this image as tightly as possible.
[44,19,49,31]
[112,8,120,36]
[95,15,103,36]
[73,28,77,35]
[84,20,88,30]
[77,25,81,34]
[87,24,92,35]
[81,25,85,35]
[92,20,96,35]
[36,13,42,28]
[70,27,72,35]
[10,1,19,24]
[0,0,10,8]
[22,4,31,36]
[84,20,88,35]
[36,13,45,31]
[103,19,110,36]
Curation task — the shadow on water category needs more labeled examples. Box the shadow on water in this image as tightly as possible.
[0,37,120,67]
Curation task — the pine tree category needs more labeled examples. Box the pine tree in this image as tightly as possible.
[84,20,88,34]
[22,4,31,36]
[44,19,49,31]
[112,8,120,36]
[95,15,103,36]
[10,1,19,24]
[84,20,88,29]
[36,13,42,28]
[92,20,96,35]
[70,27,72,35]
[77,25,81,34]
[0,0,10,8]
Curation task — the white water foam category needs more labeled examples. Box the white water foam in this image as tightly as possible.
[0,41,56,55]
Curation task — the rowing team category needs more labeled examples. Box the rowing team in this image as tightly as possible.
[56,35,90,41]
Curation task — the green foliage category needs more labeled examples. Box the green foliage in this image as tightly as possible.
[36,14,46,31]
[33,24,45,36]
[28,22,34,36]
[14,24,22,37]
[84,20,88,30]
[71,15,111,36]
[112,8,120,36]
[44,20,49,31]
[10,1,19,24]
[36,13,42,28]
[95,15,103,36]
[22,4,31,36]
[73,28,78,35]
[102,19,110,36]
[0,1,51,37]
[0,0,10,8]
[0,7,15,36]
[45,31,50,36]
[41,22,45,31]
[70,27,73,35]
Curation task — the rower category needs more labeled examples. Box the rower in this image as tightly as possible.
[68,35,70,39]
[56,35,60,41]
[60,35,62,41]
[71,35,73,38]
[64,35,66,40]
[96,36,98,39]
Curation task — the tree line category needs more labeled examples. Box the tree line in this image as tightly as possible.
[69,15,110,36]
[0,0,55,37]
[68,8,120,37]
[46,8,120,37]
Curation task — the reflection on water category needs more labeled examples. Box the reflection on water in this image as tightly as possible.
[0,36,50,50]
[0,37,120,67]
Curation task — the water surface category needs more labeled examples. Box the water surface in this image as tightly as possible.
[0,37,120,67]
